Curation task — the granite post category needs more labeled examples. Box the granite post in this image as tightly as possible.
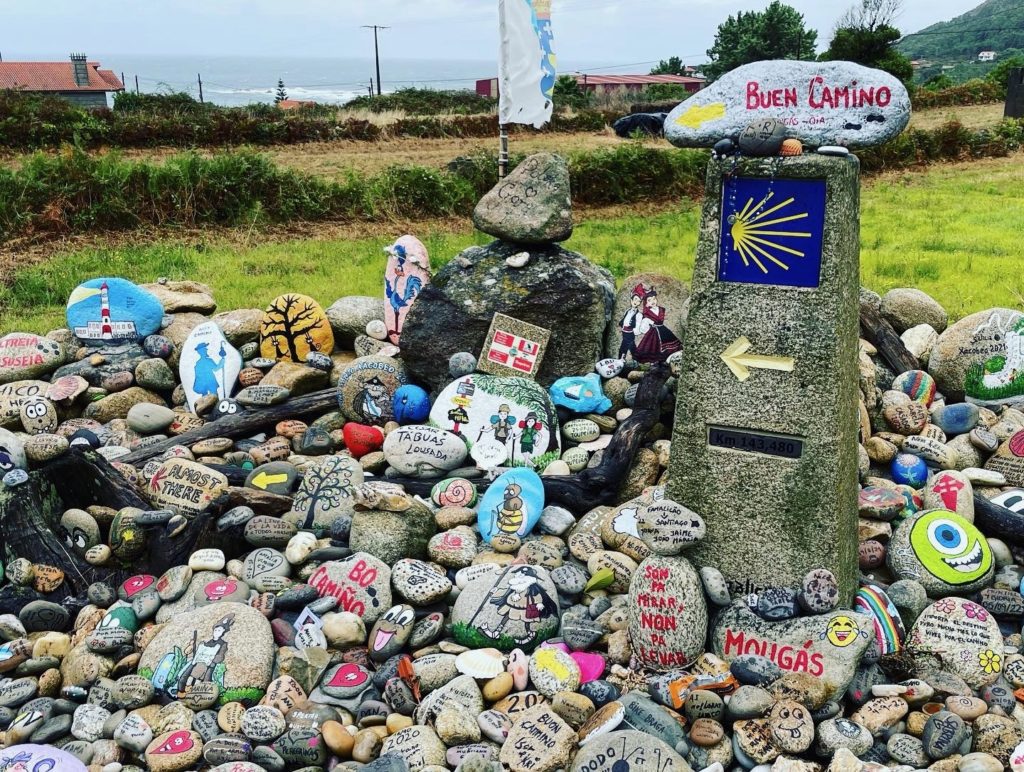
[668,154,861,603]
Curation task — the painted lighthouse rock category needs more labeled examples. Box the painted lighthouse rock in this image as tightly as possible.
[384,235,431,345]
[66,278,164,343]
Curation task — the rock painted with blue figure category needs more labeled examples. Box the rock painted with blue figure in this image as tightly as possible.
[392,384,431,424]
[549,373,612,415]
[180,322,243,413]
[66,278,164,343]
[477,467,545,544]
[0,744,88,771]
[891,453,928,488]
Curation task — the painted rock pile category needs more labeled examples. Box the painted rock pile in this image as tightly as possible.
[2,159,1024,772]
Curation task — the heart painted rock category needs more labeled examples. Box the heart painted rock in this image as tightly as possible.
[342,423,385,459]
[477,467,545,544]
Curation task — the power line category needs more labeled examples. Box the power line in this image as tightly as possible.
[900,26,1023,39]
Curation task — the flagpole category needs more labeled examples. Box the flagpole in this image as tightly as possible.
[499,124,509,179]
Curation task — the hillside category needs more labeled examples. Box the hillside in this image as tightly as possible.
[897,0,1024,61]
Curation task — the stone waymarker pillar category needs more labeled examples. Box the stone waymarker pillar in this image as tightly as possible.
[668,154,861,602]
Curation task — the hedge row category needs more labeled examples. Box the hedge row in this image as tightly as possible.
[910,80,1005,109]
[1,119,1020,244]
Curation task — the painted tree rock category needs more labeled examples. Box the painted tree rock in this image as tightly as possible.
[138,602,274,706]
[477,467,545,544]
[259,293,334,363]
[711,602,873,700]
[384,235,431,345]
[605,274,687,365]
[66,278,164,343]
[429,374,560,469]
[665,60,911,150]
[0,333,64,384]
[179,322,242,413]
[337,355,409,426]
[887,509,993,597]
[452,564,560,652]
[286,454,364,531]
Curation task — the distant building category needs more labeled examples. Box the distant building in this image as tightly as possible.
[910,59,931,70]
[277,99,317,111]
[978,51,997,62]
[476,73,705,99]
[0,54,123,109]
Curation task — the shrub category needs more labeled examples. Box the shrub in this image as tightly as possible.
[344,88,496,115]
[911,79,1003,108]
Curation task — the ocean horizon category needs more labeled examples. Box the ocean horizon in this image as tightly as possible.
[0,53,624,106]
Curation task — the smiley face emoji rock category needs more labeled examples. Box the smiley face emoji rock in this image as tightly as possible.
[889,509,993,596]
[825,615,861,648]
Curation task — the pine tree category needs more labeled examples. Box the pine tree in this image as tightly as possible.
[274,79,288,104]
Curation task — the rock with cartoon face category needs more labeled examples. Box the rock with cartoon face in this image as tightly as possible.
[768,699,814,753]
[711,602,873,701]
[367,604,416,662]
[888,509,994,597]
[452,565,560,653]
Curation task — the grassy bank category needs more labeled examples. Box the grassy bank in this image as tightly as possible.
[2,155,1021,334]
[2,119,1021,246]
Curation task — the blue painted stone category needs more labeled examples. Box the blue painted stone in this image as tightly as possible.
[891,453,928,488]
[931,403,980,436]
[477,467,545,544]
[392,384,431,424]
[549,373,612,415]
[2,469,27,487]
[66,278,163,343]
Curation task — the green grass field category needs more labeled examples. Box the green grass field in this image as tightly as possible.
[1,155,1021,334]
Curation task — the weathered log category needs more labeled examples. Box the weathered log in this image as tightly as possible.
[0,449,151,598]
[388,363,672,512]
[974,493,1024,545]
[860,299,920,375]
[119,387,340,466]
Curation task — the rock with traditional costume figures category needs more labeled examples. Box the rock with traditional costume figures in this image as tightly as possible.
[605,273,687,365]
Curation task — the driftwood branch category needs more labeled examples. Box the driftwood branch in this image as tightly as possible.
[974,493,1024,545]
[860,299,920,374]
[120,387,340,466]
[389,363,672,512]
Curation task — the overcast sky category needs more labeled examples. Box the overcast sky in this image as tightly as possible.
[0,0,982,65]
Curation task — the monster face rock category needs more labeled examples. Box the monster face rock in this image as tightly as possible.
[888,509,993,597]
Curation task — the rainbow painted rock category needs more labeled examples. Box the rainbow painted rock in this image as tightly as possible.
[892,370,937,406]
[855,584,905,658]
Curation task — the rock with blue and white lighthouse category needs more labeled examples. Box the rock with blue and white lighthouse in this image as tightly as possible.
[66,277,164,343]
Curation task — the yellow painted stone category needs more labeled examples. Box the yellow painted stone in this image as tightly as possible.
[259,293,334,363]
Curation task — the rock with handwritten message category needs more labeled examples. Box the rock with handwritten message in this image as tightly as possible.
[666,60,910,150]
[627,555,706,671]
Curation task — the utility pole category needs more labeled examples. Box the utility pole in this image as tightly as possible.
[362,25,390,96]
[368,79,374,98]
[135,75,140,95]
[197,73,204,103]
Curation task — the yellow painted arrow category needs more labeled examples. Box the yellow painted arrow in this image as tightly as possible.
[721,336,795,382]
[251,471,288,489]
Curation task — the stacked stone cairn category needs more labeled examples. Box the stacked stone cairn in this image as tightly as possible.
[1,149,1024,772]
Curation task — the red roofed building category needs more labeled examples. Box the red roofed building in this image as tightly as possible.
[476,73,704,99]
[0,54,124,109]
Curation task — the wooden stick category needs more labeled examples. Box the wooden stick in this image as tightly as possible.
[974,493,1024,545]
[119,388,340,466]
[859,299,920,375]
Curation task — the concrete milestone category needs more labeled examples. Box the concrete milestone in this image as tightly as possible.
[669,153,861,601]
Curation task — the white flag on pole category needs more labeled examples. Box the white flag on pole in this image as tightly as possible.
[498,0,556,128]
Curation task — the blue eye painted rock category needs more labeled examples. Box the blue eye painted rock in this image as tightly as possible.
[477,468,545,544]
[66,278,164,343]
